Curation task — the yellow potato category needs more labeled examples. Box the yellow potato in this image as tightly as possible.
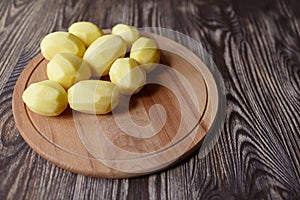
[40,32,86,60]
[83,34,126,77]
[130,37,160,72]
[47,53,92,89]
[68,21,104,47]
[22,80,68,116]
[68,80,120,114]
[112,24,139,48]
[109,58,146,95]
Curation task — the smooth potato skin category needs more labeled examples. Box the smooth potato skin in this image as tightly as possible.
[22,80,68,116]
[47,53,92,89]
[130,37,160,72]
[68,21,104,47]
[109,58,146,95]
[83,34,126,77]
[112,24,140,48]
[68,80,120,114]
[40,32,86,60]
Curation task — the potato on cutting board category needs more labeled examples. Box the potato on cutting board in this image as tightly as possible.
[112,24,140,48]
[40,32,86,60]
[68,21,104,47]
[47,53,92,89]
[130,37,160,72]
[83,34,126,77]
[68,80,120,114]
[109,58,146,95]
[22,80,68,116]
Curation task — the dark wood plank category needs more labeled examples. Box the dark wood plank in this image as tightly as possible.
[0,0,299,199]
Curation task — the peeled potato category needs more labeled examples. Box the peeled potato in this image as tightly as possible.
[47,53,92,89]
[112,24,139,48]
[109,58,146,95]
[68,21,104,47]
[83,34,126,77]
[130,37,160,72]
[22,80,68,116]
[68,80,120,114]
[40,32,86,60]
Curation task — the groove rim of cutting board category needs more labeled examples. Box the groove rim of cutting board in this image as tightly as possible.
[12,31,220,178]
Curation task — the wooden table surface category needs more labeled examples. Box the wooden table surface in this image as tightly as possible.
[0,0,299,199]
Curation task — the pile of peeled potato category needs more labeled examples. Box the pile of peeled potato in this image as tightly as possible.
[22,22,160,116]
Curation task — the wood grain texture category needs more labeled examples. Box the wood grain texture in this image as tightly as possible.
[0,0,299,199]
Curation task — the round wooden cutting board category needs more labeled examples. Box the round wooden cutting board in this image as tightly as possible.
[12,32,220,178]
